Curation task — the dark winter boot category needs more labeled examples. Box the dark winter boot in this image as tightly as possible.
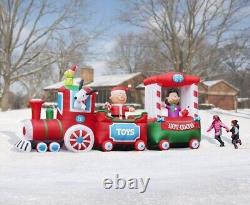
[216,136,225,147]
[233,142,238,149]
[238,139,242,145]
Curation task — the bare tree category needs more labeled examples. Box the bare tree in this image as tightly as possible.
[107,33,146,73]
[50,30,88,81]
[120,0,250,75]
[107,32,169,74]
[0,0,88,111]
[20,66,56,100]
[219,33,250,97]
[50,27,104,81]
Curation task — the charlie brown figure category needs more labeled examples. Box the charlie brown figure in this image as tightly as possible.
[105,86,135,119]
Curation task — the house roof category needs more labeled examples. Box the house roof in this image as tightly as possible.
[44,78,82,91]
[202,80,222,87]
[238,98,250,102]
[201,79,239,92]
[44,72,142,91]
[136,83,145,89]
[87,72,141,87]
[144,72,200,87]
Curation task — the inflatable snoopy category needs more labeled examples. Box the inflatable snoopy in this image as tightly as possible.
[74,87,96,110]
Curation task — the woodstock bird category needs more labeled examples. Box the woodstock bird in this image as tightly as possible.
[64,64,77,86]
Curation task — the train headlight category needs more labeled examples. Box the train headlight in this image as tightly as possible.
[20,120,33,140]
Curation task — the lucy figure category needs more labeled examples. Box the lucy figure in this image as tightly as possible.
[207,115,229,147]
[165,88,182,118]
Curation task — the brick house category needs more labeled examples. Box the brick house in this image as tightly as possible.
[44,68,239,110]
[44,67,145,108]
[199,80,239,110]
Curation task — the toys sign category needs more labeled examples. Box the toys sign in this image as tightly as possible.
[162,121,200,131]
[109,123,140,142]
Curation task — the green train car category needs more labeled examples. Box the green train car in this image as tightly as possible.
[147,117,201,150]
[144,72,201,150]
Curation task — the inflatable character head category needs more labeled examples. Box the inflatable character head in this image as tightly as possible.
[74,87,96,110]
[213,115,221,121]
[231,120,238,126]
[109,86,128,104]
[165,88,180,105]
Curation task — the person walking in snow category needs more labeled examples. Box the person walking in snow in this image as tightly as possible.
[207,115,229,147]
[229,120,242,149]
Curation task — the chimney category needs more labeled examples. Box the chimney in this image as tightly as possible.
[29,99,44,120]
[80,66,94,85]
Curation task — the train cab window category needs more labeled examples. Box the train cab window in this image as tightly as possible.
[57,92,63,114]
[70,90,92,113]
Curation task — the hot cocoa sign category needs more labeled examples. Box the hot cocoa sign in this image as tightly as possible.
[162,121,200,131]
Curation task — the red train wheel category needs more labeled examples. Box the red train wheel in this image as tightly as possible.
[134,140,146,151]
[189,139,200,149]
[64,125,94,152]
[102,140,113,152]
[159,140,170,150]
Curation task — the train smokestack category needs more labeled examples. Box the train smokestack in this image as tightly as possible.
[29,99,44,120]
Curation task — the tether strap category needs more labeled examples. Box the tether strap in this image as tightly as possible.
[56,119,64,139]
[43,120,49,140]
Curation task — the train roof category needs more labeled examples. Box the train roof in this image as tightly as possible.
[144,72,200,87]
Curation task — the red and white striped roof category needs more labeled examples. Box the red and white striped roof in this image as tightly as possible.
[144,72,200,87]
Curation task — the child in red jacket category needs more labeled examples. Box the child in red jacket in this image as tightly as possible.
[207,115,229,147]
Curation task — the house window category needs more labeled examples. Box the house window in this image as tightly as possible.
[199,94,207,104]
[96,89,109,103]
[127,91,135,103]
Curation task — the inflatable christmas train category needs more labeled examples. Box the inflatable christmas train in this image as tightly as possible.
[15,71,201,152]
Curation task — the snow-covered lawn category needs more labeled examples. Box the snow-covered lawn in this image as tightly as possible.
[0,109,250,205]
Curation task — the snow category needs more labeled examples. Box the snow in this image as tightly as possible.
[202,80,221,87]
[87,72,141,87]
[210,108,250,119]
[238,98,250,102]
[0,108,250,205]
[136,83,145,89]
[44,72,142,90]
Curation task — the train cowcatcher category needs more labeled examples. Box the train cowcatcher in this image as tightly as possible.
[15,71,201,153]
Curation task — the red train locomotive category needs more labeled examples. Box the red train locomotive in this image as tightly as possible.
[18,85,148,152]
